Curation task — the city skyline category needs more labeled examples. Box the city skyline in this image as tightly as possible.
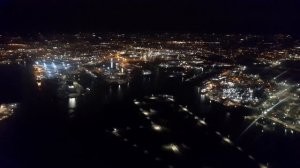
[0,1,300,168]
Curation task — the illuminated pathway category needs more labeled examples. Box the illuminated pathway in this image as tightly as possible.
[268,117,300,132]
[106,95,268,168]
[273,70,288,80]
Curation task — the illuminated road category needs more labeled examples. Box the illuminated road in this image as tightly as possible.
[273,70,288,80]
[268,117,300,132]
[239,96,291,139]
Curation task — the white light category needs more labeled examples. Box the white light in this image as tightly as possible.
[222,137,232,144]
[163,144,181,154]
[134,100,140,105]
[152,124,163,131]
[68,98,76,109]
[111,58,113,69]
[112,128,120,136]
[142,111,150,116]
[197,120,207,126]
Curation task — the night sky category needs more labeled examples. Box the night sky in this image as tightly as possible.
[0,0,299,34]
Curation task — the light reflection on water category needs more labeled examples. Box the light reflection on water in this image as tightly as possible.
[68,97,76,113]
[117,84,123,100]
[71,68,300,168]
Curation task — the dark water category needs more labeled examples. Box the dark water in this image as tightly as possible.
[0,65,23,103]
[0,64,299,168]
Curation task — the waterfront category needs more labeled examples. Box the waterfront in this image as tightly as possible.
[0,61,299,168]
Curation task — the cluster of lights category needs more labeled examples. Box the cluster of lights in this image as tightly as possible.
[0,103,18,121]
[203,67,267,107]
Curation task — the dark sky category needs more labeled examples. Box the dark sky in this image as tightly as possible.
[0,0,299,34]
